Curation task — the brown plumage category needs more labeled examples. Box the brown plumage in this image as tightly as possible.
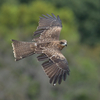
[12,13,70,86]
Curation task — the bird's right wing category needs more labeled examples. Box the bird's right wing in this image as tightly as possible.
[37,48,70,85]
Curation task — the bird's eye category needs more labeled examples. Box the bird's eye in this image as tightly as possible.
[60,42,64,44]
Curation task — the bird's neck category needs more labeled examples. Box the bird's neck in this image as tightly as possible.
[57,44,65,50]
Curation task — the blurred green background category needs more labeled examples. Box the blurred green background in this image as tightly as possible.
[0,0,100,100]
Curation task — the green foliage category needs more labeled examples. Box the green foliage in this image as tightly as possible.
[0,1,77,43]
[2,0,100,46]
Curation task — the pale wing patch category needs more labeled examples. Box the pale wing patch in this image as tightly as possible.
[12,42,17,60]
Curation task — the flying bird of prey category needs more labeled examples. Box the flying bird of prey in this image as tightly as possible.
[12,13,70,86]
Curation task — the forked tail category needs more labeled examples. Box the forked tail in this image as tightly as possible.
[12,40,35,61]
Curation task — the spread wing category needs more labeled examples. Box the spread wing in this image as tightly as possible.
[37,48,70,85]
[33,13,62,43]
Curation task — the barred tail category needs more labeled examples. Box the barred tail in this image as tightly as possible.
[12,39,36,61]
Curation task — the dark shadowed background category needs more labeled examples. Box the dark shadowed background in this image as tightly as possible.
[0,0,100,100]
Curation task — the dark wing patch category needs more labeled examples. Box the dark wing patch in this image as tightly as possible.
[33,13,62,43]
[37,48,70,85]
[37,54,48,61]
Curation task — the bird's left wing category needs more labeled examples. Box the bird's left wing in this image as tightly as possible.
[37,48,70,85]
[33,13,62,43]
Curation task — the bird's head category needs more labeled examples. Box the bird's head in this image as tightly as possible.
[60,40,67,47]
[58,40,67,50]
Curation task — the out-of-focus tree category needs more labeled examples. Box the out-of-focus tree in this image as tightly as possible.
[1,0,100,46]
